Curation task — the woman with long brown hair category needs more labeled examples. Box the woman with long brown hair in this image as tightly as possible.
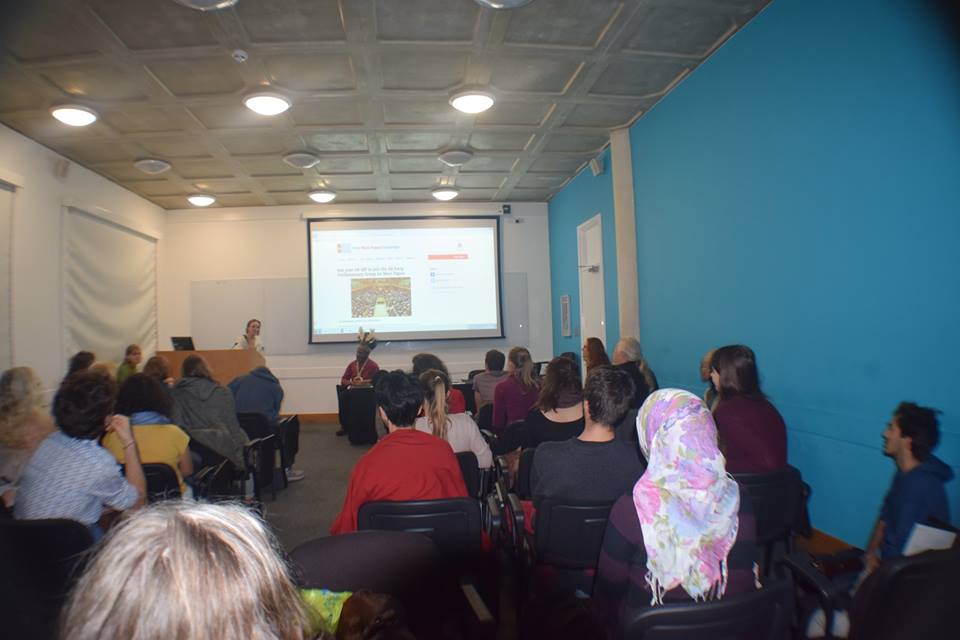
[491,346,541,429]
[582,337,611,371]
[414,369,492,468]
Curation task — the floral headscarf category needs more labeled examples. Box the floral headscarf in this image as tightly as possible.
[633,388,740,605]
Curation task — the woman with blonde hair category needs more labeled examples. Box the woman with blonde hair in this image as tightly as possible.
[491,346,541,429]
[414,369,492,469]
[0,366,55,508]
[60,502,309,640]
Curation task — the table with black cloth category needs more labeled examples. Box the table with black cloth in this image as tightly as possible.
[336,384,379,445]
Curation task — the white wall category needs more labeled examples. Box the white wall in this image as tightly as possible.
[0,124,164,392]
[159,202,553,414]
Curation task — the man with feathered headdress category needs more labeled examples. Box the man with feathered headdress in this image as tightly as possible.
[340,329,380,387]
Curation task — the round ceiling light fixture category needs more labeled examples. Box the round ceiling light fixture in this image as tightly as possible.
[449,88,495,114]
[243,92,291,116]
[133,158,172,175]
[50,105,98,127]
[187,194,216,207]
[431,187,460,201]
[283,151,320,169]
[308,189,337,204]
[438,148,474,167]
[172,0,239,11]
[473,0,535,8]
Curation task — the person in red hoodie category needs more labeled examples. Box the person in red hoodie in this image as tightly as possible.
[331,370,467,535]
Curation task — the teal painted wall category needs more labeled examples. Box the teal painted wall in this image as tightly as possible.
[548,148,619,357]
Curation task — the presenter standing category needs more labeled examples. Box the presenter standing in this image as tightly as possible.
[340,344,379,387]
[233,318,265,354]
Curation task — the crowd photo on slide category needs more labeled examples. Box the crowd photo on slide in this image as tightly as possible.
[350,277,413,319]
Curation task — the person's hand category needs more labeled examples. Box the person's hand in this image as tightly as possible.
[106,414,135,447]
[352,376,364,385]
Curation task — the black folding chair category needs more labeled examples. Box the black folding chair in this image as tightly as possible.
[142,463,181,502]
[734,465,810,575]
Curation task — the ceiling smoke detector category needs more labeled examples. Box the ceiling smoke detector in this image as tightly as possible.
[172,0,239,11]
[133,158,172,175]
[431,187,460,201]
[308,189,337,203]
[283,152,320,169]
[438,149,474,167]
[473,0,535,9]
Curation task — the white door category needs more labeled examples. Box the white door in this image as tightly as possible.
[577,214,605,378]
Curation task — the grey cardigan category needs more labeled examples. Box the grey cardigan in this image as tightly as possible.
[171,376,247,467]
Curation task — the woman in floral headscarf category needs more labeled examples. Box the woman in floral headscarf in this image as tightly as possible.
[592,389,758,629]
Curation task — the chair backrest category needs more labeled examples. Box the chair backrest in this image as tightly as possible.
[733,466,807,572]
[452,382,476,415]
[0,518,95,639]
[237,411,273,439]
[476,403,493,430]
[468,369,484,380]
[244,434,276,500]
[517,446,536,499]
[358,498,481,557]
[142,463,181,501]
[622,579,794,640]
[849,545,960,640]
[534,497,613,569]
[456,451,481,498]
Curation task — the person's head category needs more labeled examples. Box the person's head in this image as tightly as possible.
[537,356,582,412]
[375,370,423,429]
[508,346,537,389]
[123,344,142,366]
[710,345,763,400]
[411,353,449,378]
[60,502,307,640]
[336,590,415,640]
[246,318,261,339]
[116,373,173,418]
[66,351,96,377]
[143,355,171,383]
[53,370,117,440]
[582,337,610,370]
[699,348,716,383]
[181,355,213,380]
[583,365,634,429]
[612,337,643,366]
[484,349,505,372]
[884,402,941,464]
[356,344,372,364]
[0,366,45,414]
[559,351,580,368]
[418,369,450,441]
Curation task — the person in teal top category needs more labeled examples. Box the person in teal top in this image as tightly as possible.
[116,344,142,385]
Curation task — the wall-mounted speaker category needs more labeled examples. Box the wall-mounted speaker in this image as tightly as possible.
[53,158,71,182]
[589,157,604,177]
[560,294,572,337]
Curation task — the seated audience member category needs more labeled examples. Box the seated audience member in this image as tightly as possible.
[116,343,142,385]
[15,371,145,533]
[864,401,953,569]
[233,317,266,354]
[582,337,611,372]
[412,353,466,414]
[611,337,659,409]
[492,356,584,456]
[102,374,192,496]
[170,355,248,468]
[60,502,309,640]
[65,350,96,379]
[472,349,508,410]
[229,366,304,482]
[710,345,787,473]
[492,346,541,429]
[143,354,175,388]
[341,343,380,387]
[531,366,643,502]
[0,366,55,508]
[700,348,717,410]
[331,370,467,534]
[415,369,493,468]
[593,389,756,628]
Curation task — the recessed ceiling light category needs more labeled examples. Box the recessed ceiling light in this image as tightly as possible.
[473,0,534,8]
[172,0,239,11]
[187,194,216,207]
[283,152,320,169]
[449,88,495,114]
[133,158,172,175]
[438,149,474,167]
[308,189,337,203]
[243,92,291,116]
[50,105,98,127]
[431,187,460,201]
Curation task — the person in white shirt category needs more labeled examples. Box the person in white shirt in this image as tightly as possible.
[414,369,492,469]
[233,318,265,354]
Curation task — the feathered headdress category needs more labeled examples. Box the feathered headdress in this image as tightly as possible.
[357,328,377,351]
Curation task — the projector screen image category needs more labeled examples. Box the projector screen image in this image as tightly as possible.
[308,217,503,343]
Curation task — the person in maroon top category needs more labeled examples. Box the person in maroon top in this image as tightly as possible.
[412,353,466,414]
[709,344,787,473]
[340,344,380,387]
[492,346,541,429]
[331,370,467,535]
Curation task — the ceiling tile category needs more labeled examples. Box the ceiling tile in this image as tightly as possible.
[236,0,346,43]
[172,160,235,179]
[188,104,272,130]
[459,156,517,173]
[503,0,621,48]
[387,156,444,172]
[390,189,433,202]
[517,173,566,188]
[270,191,314,206]
[489,55,582,94]
[389,174,444,189]
[330,190,379,203]
[263,53,356,91]
[625,4,735,56]
[150,195,194,209]
[290,99,364,126]
[383,100,458,125]
[385,132,451,152]
[101,107,182,133]
[588,58,692,97]
[542,134,607,153]
[100,162,164,181]
[307,132,368,151]
[237,156,303,176]
[562,102,648,128]
[314,157,373,173]
[140,138,212,158]
[0,67,51,111]
[215,193,264,207]
[2,115,110,141]
[191,178,246,192]
[147,57,245,96]
[219,135,286,155]
[375,0,479,42]
[90,0,219,50]
[258,176,310,191]
[455,175,507,189]
[468,132,533,152]
[476,101,551,126]
[506,187,554,201]
[321,175,378,190]
[58,141,133,164]
[41,63,146,101]
[457,189,498,201]
[2,7,100,61]
[123,180,183,196]
[529,155,588,173]
[380,51,468,91]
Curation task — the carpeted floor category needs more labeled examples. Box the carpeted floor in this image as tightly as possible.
[263,420,371,553]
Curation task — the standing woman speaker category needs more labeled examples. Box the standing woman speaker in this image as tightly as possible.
[233,319,265,354]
